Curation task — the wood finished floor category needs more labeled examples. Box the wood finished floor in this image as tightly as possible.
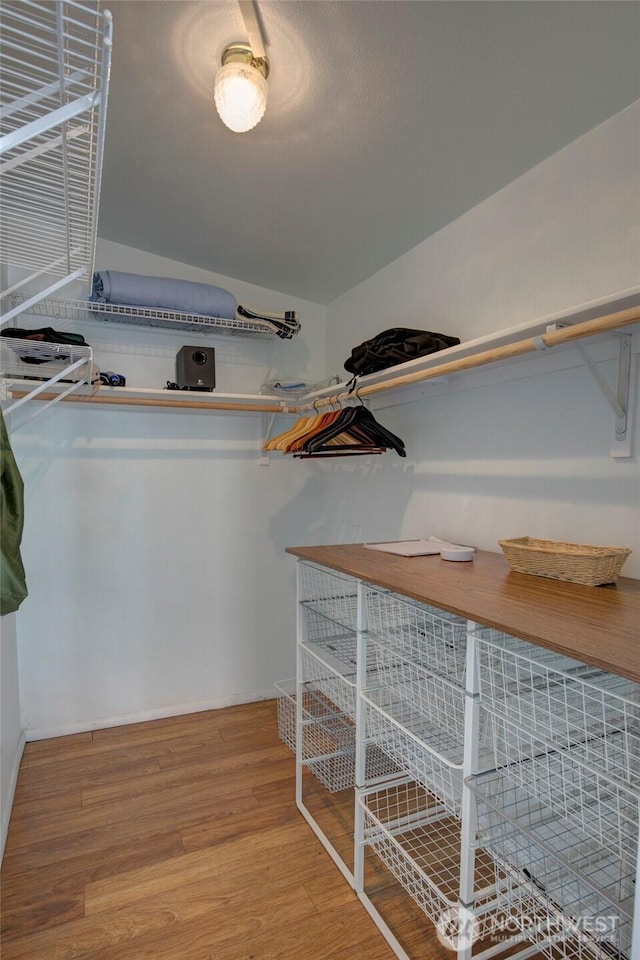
[0,700,451,960]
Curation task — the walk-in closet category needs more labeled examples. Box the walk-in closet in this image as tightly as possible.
[1,2,639,959]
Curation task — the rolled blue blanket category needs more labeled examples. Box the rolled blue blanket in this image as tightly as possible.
[91,271,237,320]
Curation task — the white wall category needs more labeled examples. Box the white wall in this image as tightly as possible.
[13,245,329,737]
[323,103,640,576]
[328,102,639,367]
[1,613,24,858]
[10,101,640,740]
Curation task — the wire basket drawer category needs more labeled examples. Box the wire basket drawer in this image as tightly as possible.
[360,779,464,926]
[274,678,356,792]
[298,561,358,632]
[275,680,399,791]
[275,677,302,752]
[302,605,358,663]
[360,778,501,937]
[365,585,468,685]
[476,628,640,791]
[492,862,625,960]
[469,770,634,960]
[490,713,639,871]
[300,643,357,718]
[303,714,356,794]
[367,635,468,741]
[274,678,347,752]
[362,687,464,816]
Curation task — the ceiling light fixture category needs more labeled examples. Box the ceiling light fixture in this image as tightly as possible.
[214,41,269,133]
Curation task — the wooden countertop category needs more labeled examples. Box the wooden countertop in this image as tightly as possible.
[285,544,640,684]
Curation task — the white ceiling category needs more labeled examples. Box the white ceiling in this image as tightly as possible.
[98,1,640,305]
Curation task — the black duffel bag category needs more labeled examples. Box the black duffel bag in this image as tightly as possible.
[344,327,460,377]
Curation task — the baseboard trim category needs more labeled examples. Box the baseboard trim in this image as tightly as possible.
[24,689,278,742]
[1,728,26,863]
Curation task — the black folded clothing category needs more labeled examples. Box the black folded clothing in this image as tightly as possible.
[344,327,460,376]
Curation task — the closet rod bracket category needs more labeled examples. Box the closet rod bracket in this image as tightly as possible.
[573,333,633,458]
[260,403,289,464]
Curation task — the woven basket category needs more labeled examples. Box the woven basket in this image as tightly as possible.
[498,537,631,586]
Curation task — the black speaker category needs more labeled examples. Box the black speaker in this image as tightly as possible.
[176,345,216,392]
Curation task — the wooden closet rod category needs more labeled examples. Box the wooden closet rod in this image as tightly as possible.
[303,305,640,409]
[8,391,284,413]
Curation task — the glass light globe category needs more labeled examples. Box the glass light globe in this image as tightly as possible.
[214,62,268,133]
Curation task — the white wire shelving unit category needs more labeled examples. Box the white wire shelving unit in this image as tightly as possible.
[0,0,112,324]
[466,625,640,960]
[470,770,636,960]
[475,630,640,790]
[366,585,469,686]
[0,0,112,426]
[277,558,639,960]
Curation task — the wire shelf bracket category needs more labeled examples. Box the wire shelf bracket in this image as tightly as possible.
[576,334,634,458]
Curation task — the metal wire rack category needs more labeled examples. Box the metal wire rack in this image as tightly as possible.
[362,686,466,816]
[298,561,359,633]
[0,1,112,322]
[298,598,360,718]
[274,678,345,752]
[470,770,634,960]
[476,628,640,790]
[6,294,285,339]
[0,334,93,384]
[490,713,639,872]
[360,778,501,934]
[367,634,469,741]
[302,606,357,657]
[365,585,468,685]
[276,679,398,791]
[490,868,622,960]
[0,334,95,424]
[275,678,355,791]
[300,642,357,718]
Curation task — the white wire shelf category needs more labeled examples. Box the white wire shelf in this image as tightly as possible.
[365,585,468,686]
[298,562,359,632]
[360,778,505,936]
[0,334,93,383]
[491,872,622,960]
[290,683,357,794]
[366,634,477,744]
[0,1,112,322]
[302,605,358,660]
[362,687,465,815]
[300,642,358,719]
[275,679,398,791]
[275,679,351,753]
[3,294,293,339]
[476,629,640,791]
[470,770,635,960]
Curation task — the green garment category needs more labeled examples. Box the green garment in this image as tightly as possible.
[1,409,28,615]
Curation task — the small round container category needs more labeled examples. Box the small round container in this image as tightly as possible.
[440,547,475,562]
